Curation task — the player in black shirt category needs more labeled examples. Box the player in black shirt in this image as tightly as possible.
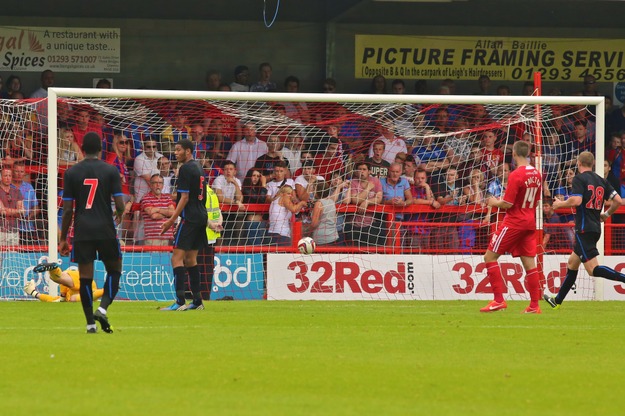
[161,139,209,311]
[545,151,625,308]
[59,132,125,333]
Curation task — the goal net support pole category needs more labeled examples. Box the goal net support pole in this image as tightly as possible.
[533,72,545,294]
[595,95,607,300]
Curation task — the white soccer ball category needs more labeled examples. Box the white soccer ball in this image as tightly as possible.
[297,237,316,255]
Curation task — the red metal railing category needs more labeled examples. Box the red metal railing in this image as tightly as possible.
[24,204,625,255]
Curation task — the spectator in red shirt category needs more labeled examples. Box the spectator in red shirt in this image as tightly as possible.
[0,167,24,246]
[607,134,621,163]
[407,168,439,249]
[141,174,175,246]
[72,108,103,148]
[291,151,315,178]
[314,137,344,181]
[480,130,504,179]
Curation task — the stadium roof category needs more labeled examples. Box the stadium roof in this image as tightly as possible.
[7,0,625,29]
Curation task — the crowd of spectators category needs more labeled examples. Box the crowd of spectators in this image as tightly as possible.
[1,67,623,253]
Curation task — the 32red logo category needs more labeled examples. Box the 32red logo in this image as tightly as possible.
[286,261,410,294]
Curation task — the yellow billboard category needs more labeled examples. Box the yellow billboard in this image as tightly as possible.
[355,35,625,82]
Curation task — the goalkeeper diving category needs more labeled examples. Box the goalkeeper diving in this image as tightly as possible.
[24,259,103,303]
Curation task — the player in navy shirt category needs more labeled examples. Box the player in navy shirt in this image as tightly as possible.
[60,132,125,333]
[161,139,209,311]
[546,151,625,308]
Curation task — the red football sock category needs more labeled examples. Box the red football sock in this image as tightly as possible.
[485,262,505,303]
[524,267,540,307]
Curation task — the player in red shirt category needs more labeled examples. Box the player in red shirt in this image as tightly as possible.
[480,140,543,314]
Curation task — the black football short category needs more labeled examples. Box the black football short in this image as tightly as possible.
[173,220,208,251]
[573,232,600,263]
[71,239,122,264]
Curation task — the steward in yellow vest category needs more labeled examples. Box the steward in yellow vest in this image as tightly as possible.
[205,185,223,243]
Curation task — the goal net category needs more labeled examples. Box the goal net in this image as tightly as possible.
[0,88,608,302]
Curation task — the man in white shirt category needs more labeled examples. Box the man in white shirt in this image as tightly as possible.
[212,161,244,208]
[157,156,174,194]
[226,121,268,182]
[282,130,304,175]
[30,70,55,132]
[30,70,54,98]
[230,65,250,92]
[134,138,164,203]
[367,121,407,164]
[294,160,324,203]
[212,160,245,245]
[266,161,295,202]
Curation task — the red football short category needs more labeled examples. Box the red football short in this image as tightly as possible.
[487,226,537,257]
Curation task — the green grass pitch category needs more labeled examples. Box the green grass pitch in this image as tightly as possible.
[2,300,624,416]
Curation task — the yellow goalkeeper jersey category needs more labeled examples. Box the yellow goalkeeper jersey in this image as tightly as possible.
[60,269,98,301]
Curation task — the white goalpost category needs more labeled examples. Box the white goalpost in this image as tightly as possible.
[1,87,607,301]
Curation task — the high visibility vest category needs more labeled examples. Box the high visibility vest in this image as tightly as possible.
[205,186,221,241]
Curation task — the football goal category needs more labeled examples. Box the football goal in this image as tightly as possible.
[0,86,608,301]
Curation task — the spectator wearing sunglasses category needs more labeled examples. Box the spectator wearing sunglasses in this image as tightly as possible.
[134,138,163,203]
[105,132,134,242]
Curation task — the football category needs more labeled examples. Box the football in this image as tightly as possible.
[297,237,316,255]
